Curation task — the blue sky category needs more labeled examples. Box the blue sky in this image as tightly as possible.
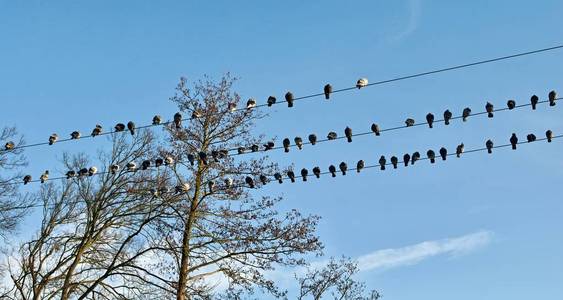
[1,0,563,299]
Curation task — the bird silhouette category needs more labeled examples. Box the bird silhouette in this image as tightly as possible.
[526,134,536,142]
[308,134,317,145]
[456,144,464,157]
[371,123,380,136]
[191,110,203,119]
[329,165,337,177]
[127,121,136,135]
[207,181,215,192]
[443,110,453,125]
[405,118,415,127]
[486,139,494,154]
[88,167,97,176]
[379,156,386,170]
[283,138,291,153]
[79,168,88,177]
[228,102,237,112]
[4,141,15,150]
[23,175,32,185]
[110,164,120,174]
[462,108,471,122]
[250,144,259,152]
[411,152,420,165]
[287,170,296,183]
[48,134,58,145]
[155,158,164,167]
[246,98,256,110]
[356,160,365,173]
[427,150,436,163]
[285,92,294,107]
[66,170,76,179]
[245,176,255,188]
[187,154,195,166]
[237,147,245,154]
[70,131,80,139]
[327,132,337,140]
[507,100,516,110]
[324,84,332,100]
[356,78,368,89]
[115,123,125,132]
[152,115,162,125]
[126,162,137,171]
[439,147,447,160]
[174,112,182,128]
[339,162,347,175]
[485,102,494,118]
[313,167,321,178]
[267,96,276,107]
[546,130,553,143]
[510,134,518,150]
[301,168,309,181]
[294,137,303,149]
[530,95,539,110]
[40,170,49,183]
[426,113,435,128]
[198,152,208,165]
[224,178,233,189]
[141,160,151,170]
[274,173,283,184]
[549,90,557,106]
[92,124,102,137]
[264,141,275,151]
[403,153,411,166]
[344,127,353,143]
[390,156,398,169]
[260,175,269,185]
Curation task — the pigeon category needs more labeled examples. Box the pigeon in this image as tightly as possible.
[91,125,102,137]
[267,96,276,107]
[356,78,368,89]
[486,139,494,154]
[141,160,151,170]
[426,113,434,128]
[225,101,237,112]
[328,165,337,177]
[294,137,303,150]
[327,132,337,140]
[485,102,494,118]
[211,151,220,162]
[371,123,380,136]
[344,127,353,143]
[390,156,398,169]
[526,134,536,143]
[313,167,321,178]
[152,115,162,125]
[110,164,120,174]
[324,84,332,99]
[246,98,256,110]
[237,147,246,154]
[411,152,421,165]
[66,170,76,179]
[88,167,98,176]
[115,123,126,132]
[4,141,15,150]
[379,156,386,170]
[259,175,269,185]
[339,162,347,175]
[224,178,233,189]
[23,175,32,185]
[356,160,365,173]
[546,130,553,143]
[549,90,557,106]
[126,162,137,172]
[70,131,81,139]
[456,144,464,157]
[510,133,518,150]
[250,144,259,152]
[40,170,49,183]
[79,168,89,177]
[285,92,294,108]
[403,153,411,166]
[245,176,255,188]
[301,168,308,181]
[507,100,516,110]
[282,138,291,152]
[191,110,202,119]
[127,121,136,135]
[462,108,471,122]
[427,150,436,164]
[439,147,447,161]
[530,95,539,110]
[405,118,415,127]
[264,141,275,151]
[308,134,317,145]
[49,134,58,145]
[155,158,164,167]
[174,112,182,128]
[198,152,208,165]
[287,170,296,183]
[443,110,453,125]
[187,154,195,166]
[274,173,283,184]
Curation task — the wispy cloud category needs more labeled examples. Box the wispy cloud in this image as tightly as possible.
[389,0,422,42]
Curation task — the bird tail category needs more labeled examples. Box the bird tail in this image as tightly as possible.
[488,112,494,118]
[380,166,385,171]
[487,149,492,154]
[512,144,517,150]
[284,148,289,153]
[331,173,336,178]
[445,120,450,125]
[430,159,435,164]
[347,138,352,143]
[342,171,346,176]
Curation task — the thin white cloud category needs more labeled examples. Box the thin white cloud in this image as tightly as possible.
[389,0,422,42]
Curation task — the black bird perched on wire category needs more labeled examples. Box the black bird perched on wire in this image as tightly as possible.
[411,152,420,165]
[152,115,161,125]
[287,170,296,183]
[283,138,291,153]
[462,108,471,122]
[379,156,386,170]
[426,113,434,128]
[88,167,98,176]
[110,164,120,174]
[285,92,294,107]
[301,168,308,181]
[141,160,151,170]
[313,167,321,178]
[115,123,125,132]
[295,137,303,149]
[328,165,337,177]
[339,162,347,175]
[260,175,269,185]
[371,123,380,136]
[427,150,436,164]
[443,110,453,125]
[507,100,516,110]
[198,152,208,165]
[66,170,76,179]
[344,127,353,143]
[327,132,337,140]
[530,95,539,110]
[127,121,136,135]
[526,134,536,142]
[40,170,49,183]
[250,144,259,152]
[510,133,518,150]
[324,84,332,99]
[267,96,276,107]
[356,78,368,89]
[274,173,283,184]
[546,130,553,143]
[439,147,447,161]
[126,162,137,172]
[245,176,255,188]
[549,90,557,106]
[390,156,398,169]
[4,141,15,150]
[70,131,80,139]
[78,168,88,177]
[405,118,415,127]
[174,112,182,128]
[155,158,164,167]
[48,134,58,145]
[485,102,494,118]
[264,141,275,151]
[237,147,245,154]
[356,160,364,173]
[23,175,32,185]
[456,143,464,158]
[92,124,102,137]
[403,153,411,166]
[246,98,256,110]
[486,139,494,154]
[308,134,317,145]
[187,154,195,166]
